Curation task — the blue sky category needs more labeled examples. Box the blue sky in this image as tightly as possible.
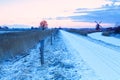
[0,0,120,28]
[68,1,120,23]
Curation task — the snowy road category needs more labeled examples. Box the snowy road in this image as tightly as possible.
[60,30,120,80]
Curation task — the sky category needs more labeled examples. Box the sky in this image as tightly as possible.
[0,0,120,28]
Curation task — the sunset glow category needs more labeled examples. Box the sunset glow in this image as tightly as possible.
[0,0,119,28]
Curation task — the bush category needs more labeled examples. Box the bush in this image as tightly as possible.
[66,29,87,36]
[114,26,120,33]
[102,31,113,36]
[66,28,103,36]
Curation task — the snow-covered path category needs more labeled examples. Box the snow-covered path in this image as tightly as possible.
[88,32,120,47]
[60,30,120,80]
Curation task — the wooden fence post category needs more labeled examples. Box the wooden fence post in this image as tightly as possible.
[39,29,45,65]
[40,40,44,65]
[51,33,53,45]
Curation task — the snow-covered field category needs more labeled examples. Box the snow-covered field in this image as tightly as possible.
[88,32,120,47]
[0,30,120,80]
[0,31,20,34]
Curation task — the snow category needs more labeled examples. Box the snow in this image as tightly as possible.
[60,30,120,80]
[1,24,31,28]
[0,31,101,80]
[0,31,20,34]
[88,32,120,47]
[1,30,120,80]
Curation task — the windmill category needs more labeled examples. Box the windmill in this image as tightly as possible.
[95,21,102,30]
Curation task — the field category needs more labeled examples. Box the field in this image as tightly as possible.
[0,28,119,61]
[0,29,55,61]
[0,28,120,80]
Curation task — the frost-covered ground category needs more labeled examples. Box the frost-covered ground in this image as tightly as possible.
[0,31,20,34]
[0,31,101,80]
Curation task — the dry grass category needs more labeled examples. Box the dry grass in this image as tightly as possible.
[0,29,54,61]
[66,28,102,36]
